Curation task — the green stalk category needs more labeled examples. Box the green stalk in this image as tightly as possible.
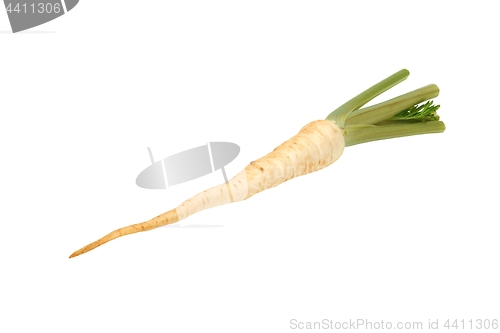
[325,69,445,147]
[345,84,440,126]
[344,121,446,147]
[325,69,409,127]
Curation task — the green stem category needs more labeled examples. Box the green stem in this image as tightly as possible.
[325,69,409,126]
[344,121,446,147]
[345,84,440,126]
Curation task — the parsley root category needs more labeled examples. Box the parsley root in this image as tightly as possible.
[70,69,445,258]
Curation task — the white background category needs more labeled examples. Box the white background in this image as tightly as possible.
[1,1,499,332]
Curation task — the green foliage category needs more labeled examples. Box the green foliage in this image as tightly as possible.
[390,100,440,122]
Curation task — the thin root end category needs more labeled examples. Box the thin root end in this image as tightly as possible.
[68,240,102,259]
[69,248,85,258]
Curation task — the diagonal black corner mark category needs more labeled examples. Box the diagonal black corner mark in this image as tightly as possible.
[64,0,78,11]
[4,0,79,33]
